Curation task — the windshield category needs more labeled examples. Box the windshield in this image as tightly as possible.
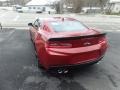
[50,21,88,32]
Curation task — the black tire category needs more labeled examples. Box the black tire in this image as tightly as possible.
[29,30,33,42]
[35,50,44,69]
[88,61,99,66]
[86,59,103,67]
[38,60,44,69]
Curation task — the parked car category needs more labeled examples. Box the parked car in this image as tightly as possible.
[12,5,22,11]
[28,17,108,74]
[16,7,43,13]
[16,6,23,13]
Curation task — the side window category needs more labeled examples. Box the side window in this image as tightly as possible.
[33,20,39,27]
[33,7,36,9]
[33,19,41,29]
[33,19,43,30]
[29,7,31,9]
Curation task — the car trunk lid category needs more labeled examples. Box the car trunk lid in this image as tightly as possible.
[47,31,106,48]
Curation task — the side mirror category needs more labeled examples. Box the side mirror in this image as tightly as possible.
[28,23,33,26]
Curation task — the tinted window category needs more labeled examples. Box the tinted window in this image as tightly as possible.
[50,21,88,32]
[33,7,36,9]
[29,7,31,9]
[34,21,39,27]
[33,19,41,28]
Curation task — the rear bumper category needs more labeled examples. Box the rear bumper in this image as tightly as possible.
[43,46,107,69]
[49,56,103,70]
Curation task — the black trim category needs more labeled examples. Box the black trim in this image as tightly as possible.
[48,33,106,41]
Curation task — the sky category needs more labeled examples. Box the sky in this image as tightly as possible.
[110,0,120,3]
[0,0,58,1]
[0,0,119,3]
[110,0,120,1]
[0,0,8,1]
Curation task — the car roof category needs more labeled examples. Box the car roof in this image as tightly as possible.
[37,17,77,22]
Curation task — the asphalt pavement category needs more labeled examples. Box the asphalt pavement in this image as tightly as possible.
[0,10,120,90]
[0,28,120,90]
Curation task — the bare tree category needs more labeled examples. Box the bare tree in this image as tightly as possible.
[64,0,83,13]
[99,0,108,12]
[105,0,113,14]
[72,0,83,13]
[9,0,30,5]
[52,0,108,13]
[54,1,61,14]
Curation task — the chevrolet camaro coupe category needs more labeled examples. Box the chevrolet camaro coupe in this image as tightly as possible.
[28,17,108,74]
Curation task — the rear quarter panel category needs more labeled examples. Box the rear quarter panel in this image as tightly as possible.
[34,30,51,69]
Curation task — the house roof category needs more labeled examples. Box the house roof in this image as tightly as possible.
[26,0,48,6]
[0,0,10,2]
[110,0,120,3]
[0,0,8,1]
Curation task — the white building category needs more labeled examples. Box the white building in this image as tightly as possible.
[25,0,56,13]
[82,7,101,13]
[106,0,120,13]
[26,0,48,13]
[15,0,56,13]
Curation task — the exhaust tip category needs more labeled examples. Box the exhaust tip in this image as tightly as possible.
[58,69,63,74]
[57,69,69,74]
[64,70,69,74]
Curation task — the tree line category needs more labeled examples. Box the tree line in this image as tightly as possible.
[54,0,109,13]
[0,0,30,6]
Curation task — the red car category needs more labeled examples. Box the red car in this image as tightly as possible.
[28,17,108,74]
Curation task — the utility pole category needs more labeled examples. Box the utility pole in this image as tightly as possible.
[60,0,63,14]
[0,22,2,30]
[6,0,9,6]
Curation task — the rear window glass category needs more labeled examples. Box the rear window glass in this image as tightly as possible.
[50,21,88,32]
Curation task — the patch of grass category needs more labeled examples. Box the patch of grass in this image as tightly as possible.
[105,12,120,15]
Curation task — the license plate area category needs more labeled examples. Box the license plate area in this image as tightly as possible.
[71,50,100,63]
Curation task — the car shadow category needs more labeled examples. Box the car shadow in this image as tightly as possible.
[44,64,100,78]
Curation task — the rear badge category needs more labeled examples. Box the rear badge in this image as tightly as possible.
[84,42,91,46]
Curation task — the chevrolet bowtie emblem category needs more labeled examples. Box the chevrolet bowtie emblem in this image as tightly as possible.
[84,42,91,46]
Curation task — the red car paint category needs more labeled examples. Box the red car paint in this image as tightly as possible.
[29,17,108,70]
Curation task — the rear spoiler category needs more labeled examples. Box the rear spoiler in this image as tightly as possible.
[48,33,106,41]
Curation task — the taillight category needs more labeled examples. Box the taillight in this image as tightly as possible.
[46,41,72,48]
[99,36,106,44]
